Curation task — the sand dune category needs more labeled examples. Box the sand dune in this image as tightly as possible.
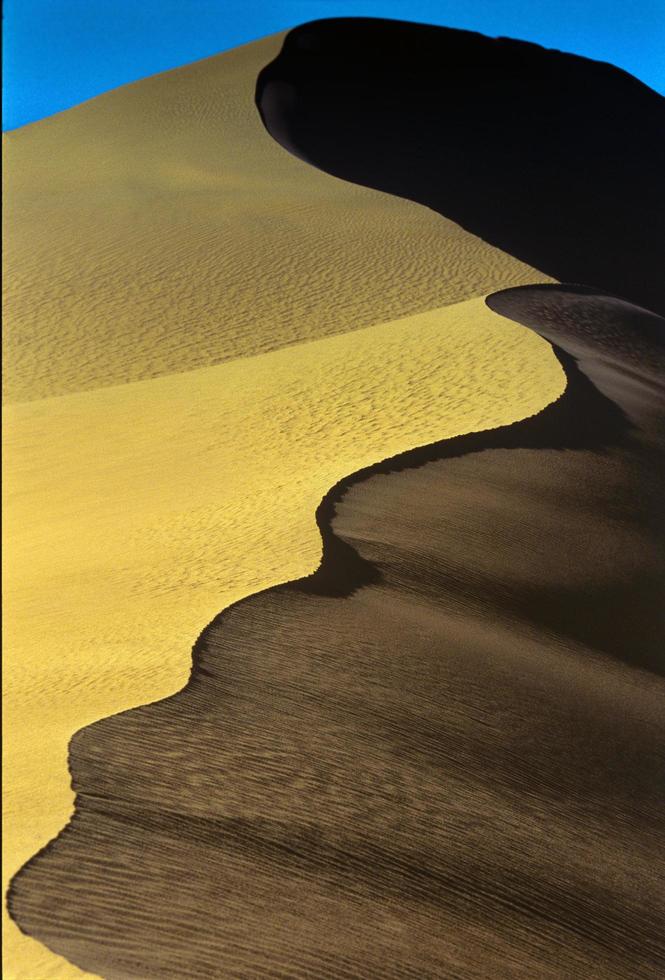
[6,16,664,979]
[4,300,562,978]
[10,286,665,977]
[257,18,665,316]
[2,27,561,979]
[2,32,546,404]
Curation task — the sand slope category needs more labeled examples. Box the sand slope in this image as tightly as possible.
[257,18,665,316]
[4,300,563,978]
[2,33,548,404]
[2,27,563,978]
[9,288,664,977]
[8,22,662,978]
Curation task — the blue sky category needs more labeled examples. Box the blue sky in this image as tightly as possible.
[4,1,664,130]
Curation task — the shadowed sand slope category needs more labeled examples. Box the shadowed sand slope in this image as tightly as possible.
[257,17,665,316]
[3,24,559,979]
[2,32,547,404]
[9,287,665,977]
[4,300,563,979]
[7,17,665,980]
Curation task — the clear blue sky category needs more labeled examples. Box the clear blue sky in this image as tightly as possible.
[4,1,664,130]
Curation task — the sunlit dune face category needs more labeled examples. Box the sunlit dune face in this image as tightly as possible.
[7,15,665,979]
[4,297,563,978]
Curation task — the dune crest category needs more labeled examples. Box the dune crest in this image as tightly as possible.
[4,299,563,978]
[3,25,558,978]
[257,17,665,315]
[7,16,665,979]
[9,285,665,978]
[2,32,546,404]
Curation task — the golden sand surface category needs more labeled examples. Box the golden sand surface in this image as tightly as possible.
[4,299,564,978]
[2,33,550,404]
[3,32,561,980]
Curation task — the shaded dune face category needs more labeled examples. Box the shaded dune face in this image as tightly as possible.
[9,18,665,980]
[8,289,665,978]
[256,17,665,316]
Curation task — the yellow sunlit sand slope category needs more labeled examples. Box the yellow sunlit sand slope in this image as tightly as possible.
[3,30,560,980]
[3,33,551,404]
[4,301,564,978]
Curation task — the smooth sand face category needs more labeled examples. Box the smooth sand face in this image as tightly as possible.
[3,32,561,980]
[2,33,549,405]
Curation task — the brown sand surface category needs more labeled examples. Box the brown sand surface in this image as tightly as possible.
[2,32,546,404]
[3,296,563,980]
[7,17,665,979]
[9,286,665,978]
[2,28,558,979]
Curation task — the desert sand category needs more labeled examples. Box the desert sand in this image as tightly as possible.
[8,16,664,978]
[4,303,562,974]
[2,29,562,979]
[10,19,664,978]
[257,18,665,316]
[10,285,665,977]
[2,33,546,405]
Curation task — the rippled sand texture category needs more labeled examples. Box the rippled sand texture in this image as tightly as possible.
[7,16,664,980]
[3,299,563,980]
[10,287,665,978]
[2,27,562,979]
[2,33,546,404]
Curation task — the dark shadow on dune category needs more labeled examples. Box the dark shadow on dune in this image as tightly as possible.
[256,17,665,316]
[8,19,665,980]
[296,284,665,672]
[8,284,665,978]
